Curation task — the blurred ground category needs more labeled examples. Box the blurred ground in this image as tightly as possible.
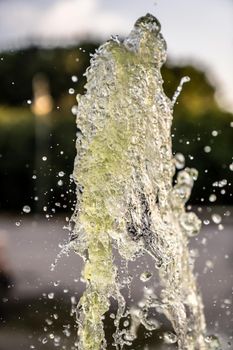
[0,209,232,349]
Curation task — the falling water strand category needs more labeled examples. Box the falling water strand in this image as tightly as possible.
[71,13,214,350]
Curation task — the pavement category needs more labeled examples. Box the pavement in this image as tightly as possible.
[0,208,232,349]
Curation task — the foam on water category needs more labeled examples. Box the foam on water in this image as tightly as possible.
[70,13,217,350]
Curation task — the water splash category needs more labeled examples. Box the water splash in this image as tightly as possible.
[172,76,191,107]
[70,13,215,350]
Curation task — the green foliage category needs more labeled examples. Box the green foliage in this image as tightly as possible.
[0,107,76,212]
[0,43,97,107]
[0,45,232,211]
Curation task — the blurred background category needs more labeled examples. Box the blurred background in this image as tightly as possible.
[0,0,232,349]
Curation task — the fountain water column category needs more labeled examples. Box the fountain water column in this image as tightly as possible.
[72,14,209,350]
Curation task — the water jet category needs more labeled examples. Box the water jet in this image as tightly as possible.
[69,14,219,350]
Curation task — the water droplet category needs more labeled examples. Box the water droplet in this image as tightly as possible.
[209,194,217,202]
[177,169,193,186]
[223,298,231,305]
[124,332,135,342]
[58,180,63,186]
[204,146,211,153]
[45,318,53,325]
[42,337,48,344]
[58,171,65,177]
[54,335,61,344]
[163,331,177,344]
[211,214,222,224]
[140,271,153,282]
[174,153,185,169]
[211,130,218,137]
[15,221,21,226]
[71,75,78,82]
[212,179,227,187]
[204,335,221,349]
[219,179,227,187]
[190,168,198,181]
[203,219,210,225]
[229,163,233,171]
[48,292,54,299]
[23,205,31,214]
[42,156,47,161]
[180,212,201,237]
[71,105,79,115]
[69,88,75,95]
[205,260,214,269]
[63,327,71,337]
